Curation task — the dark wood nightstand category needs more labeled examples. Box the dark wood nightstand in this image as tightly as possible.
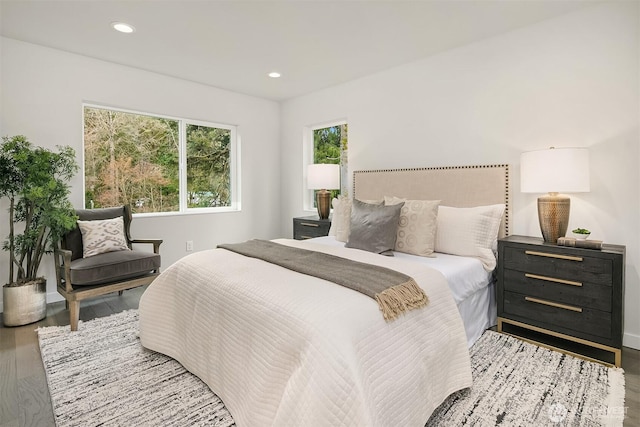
[293,215,331,240]
[497,235,625,367]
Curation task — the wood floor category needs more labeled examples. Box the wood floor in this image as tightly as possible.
[1,286,638,427]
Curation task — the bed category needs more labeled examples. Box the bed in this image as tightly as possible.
[139,164,509,427]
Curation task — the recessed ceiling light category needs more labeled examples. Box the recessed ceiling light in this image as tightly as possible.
[111,22,136,33]
[268,72,281,78]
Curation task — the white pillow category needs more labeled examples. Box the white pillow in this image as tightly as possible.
[77,216,130,258]
[329,195,352,242]
[384,196,440,257]
[434,204,505,270]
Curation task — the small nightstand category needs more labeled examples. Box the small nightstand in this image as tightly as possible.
[497,235,625,367]
[293,215,331,240]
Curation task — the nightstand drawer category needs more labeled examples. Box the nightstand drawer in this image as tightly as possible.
[293,216,331,240]
[503,291,611,340]
[502,246,613,286]
[502,269,612,312]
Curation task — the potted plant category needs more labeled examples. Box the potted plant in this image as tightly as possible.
[0,135,78,326]
[571,227,591,240]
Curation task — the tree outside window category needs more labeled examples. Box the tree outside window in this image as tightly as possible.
[83,106,236,214]
[186,124,231,208]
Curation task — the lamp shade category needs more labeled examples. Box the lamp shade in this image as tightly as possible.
[307,164,340,190]
[521,147,590,194]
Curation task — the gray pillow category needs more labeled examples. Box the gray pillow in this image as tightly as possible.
[345,199,404,256]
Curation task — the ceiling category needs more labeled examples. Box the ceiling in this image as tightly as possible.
[1,0,596,101]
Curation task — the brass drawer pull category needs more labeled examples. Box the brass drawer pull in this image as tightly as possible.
[525,273,582,287]
[525,250,583,262]
[300,222,319,228]
[525,296,583,313]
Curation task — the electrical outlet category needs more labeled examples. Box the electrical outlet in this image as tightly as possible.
[186,240,194,252]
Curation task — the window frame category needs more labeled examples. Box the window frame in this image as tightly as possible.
[82,103,240,217]
[303,119,347,212]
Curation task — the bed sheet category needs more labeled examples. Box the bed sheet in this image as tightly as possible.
[311,236,495,346]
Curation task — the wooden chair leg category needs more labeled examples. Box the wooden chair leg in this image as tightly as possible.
[69,301,80,331]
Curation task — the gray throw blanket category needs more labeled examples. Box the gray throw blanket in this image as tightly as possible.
[218,239,428,321]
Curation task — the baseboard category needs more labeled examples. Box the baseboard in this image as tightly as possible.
[623,332,640,350]
[47,291,66,305]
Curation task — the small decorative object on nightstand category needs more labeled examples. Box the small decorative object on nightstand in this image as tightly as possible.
[571,227,591,240]
[497,235,625,367]
[293,215,331,240]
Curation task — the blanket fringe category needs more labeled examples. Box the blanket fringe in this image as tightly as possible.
[375,279,429,321]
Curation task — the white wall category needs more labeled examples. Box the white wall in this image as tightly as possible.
[0,37,282,308]
[281,2,640,348]
[2,2,638,349]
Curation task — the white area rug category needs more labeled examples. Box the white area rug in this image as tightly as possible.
[427,330,626,426]
[38,310,625,427]
[38,310,233,427]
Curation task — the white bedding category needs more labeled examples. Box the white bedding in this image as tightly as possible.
[312,236,495,347]
[139,238,472,427]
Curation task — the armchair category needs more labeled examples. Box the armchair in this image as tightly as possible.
[54,205,162,331]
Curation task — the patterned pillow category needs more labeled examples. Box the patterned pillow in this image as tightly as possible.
[384,197,440,257]
[434,204,505,271]
[77,216,130,258]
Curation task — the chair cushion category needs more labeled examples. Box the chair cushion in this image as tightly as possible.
[69,250,160,286]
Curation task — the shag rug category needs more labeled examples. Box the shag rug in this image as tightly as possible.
[37,310,626,427]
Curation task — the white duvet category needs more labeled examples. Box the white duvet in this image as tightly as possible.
[139,239,472,427]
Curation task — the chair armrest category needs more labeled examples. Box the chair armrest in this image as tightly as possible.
[130,239,163,254]
[54,248,72,260]
[54,248,73,293]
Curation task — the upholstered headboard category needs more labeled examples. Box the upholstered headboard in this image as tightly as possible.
[353,164,510,238]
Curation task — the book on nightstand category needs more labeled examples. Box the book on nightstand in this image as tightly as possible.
[556,237,603,250]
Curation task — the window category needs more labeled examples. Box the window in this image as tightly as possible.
[305,122,348,210]
[83,105,238,214]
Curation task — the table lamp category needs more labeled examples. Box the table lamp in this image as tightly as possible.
[307,164,340,219]
[520,147,590,243]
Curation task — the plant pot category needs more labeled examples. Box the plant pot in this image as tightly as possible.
[2,279,47,326]
[572,233,590,240]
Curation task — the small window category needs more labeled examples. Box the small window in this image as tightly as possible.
[83,105,238,214]
[305,122,348,210]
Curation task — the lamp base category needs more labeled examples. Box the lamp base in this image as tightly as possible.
[537,193,570,243]
[316,190,331,219]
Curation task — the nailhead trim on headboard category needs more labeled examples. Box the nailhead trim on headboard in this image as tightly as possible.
[352,164,510,236]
